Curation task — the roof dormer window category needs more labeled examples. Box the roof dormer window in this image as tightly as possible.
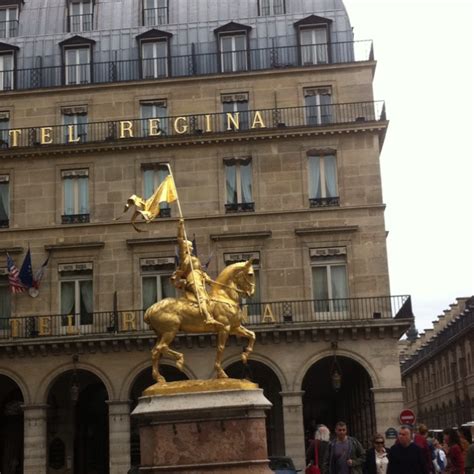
[143,0,168,26]
[59,36,95,85]
[136,29,172,79]
[0,6,18,38]
[295,15,332,65]
[214,22,252,73]
[258,0,285,16]
[68,0,93,33]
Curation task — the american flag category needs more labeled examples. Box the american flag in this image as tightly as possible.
[6,253,26,294]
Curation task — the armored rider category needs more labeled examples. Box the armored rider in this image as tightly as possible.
[171,219,223,328]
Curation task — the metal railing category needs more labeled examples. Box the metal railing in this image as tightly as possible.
[0,101,386,149]
[0,295,412,340]
[0,40,373,92]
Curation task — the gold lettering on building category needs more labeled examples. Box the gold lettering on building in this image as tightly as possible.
[39,316,51,336]
[66,315,79,334]
[251,111,266,129]
[119,121,134,138]
[261,304,276,323]
[67,125,80,143]
[8,129,21,147]
[10,318,20,338]
[40,127,53,145]
[226,112,239,131]
[174,117,188,134]
[148,119,161,136]
[205,114,212,133]
[122,312,136,331]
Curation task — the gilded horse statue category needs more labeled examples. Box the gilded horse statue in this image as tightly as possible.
[144,260,256,382]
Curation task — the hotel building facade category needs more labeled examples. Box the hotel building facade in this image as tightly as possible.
[0,0,413,472]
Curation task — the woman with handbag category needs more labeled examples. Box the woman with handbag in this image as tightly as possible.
[306,424,330,474]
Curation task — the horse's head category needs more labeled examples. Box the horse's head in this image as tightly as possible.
[235,259,255,298]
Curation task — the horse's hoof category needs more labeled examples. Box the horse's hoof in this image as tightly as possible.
[241,353,249,364]
[216,371,229,379]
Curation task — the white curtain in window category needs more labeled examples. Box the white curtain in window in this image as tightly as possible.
[240,162,253,203]
[0,182,9,220]
[331,265,348,299]
[225,165,237,204]
[78,177,89,214]
[324,155,337,197]
[61,281,75,314]
[0,282,11,329]
[80,279,93,312]
[308,156,321,199]
[64,178,74,215]
[142,276,157,309]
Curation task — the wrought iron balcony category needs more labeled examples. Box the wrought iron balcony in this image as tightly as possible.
[1,40,373,92]
[225,202,255,213]
[61,213,90,224]
[0,19,18,38]
[309,197,340,208]
[0,295,412,341]
[0,101,387,150]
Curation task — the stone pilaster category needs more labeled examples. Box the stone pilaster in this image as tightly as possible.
[107,400,131,474]
[280,391,305,471]
[372,387,404,446]
[22,404,48,474]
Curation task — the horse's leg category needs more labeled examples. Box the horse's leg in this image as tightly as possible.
[214,329,230,379]
[232,326,256,364]
[151,331,184,382]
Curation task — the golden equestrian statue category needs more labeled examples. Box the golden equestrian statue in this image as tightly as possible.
[117,164,257,383]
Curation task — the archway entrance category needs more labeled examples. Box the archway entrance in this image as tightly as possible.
[0,375,24,474]
[225,360,285,456]
[302,356,375,447]
[129,365,189,468]
[47,369,109,474]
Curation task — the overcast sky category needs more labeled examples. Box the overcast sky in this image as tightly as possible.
[342,0,474,331]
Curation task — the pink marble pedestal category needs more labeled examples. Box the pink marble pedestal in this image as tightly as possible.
[132,384,273,473]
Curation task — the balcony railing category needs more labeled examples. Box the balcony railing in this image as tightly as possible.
[0,40,373,92]
[309,197,340,208]
[0,101,387,150]
[0,19,18,38]
[0,295,412,340]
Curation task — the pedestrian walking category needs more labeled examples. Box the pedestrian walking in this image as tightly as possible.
[306,424,330,474]
[432,438,447,474]
[457,427,473,474]
[415,424,434,474]
[387,425,428,474]
[442,428,464,474]
[364,433,388,474]
[323,421,365,474]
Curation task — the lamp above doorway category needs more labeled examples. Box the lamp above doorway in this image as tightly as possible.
[330,342,342,392]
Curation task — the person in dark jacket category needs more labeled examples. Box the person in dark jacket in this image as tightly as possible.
[323,421,365,474]
[387,425,429,474]
[364,434,388,474]
[306,424,330,471]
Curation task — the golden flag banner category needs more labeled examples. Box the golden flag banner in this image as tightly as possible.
[116,174,178,231]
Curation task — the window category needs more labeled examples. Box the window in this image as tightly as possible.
[224,158,253,212]
[64,47,91,85]
[0,52,14,90]
[61,169,89,224]
[310,247,348,312]
[300,27,329,65]
[59,263,93,327]
[141,40,168,79]
[258,0,285,16]
[143,0,168,26]
[68,0,93,32]
[62,106,87,143]
[142,163,171,217]
[0,7,18,38]
[219,34,247,72]
[222,93,249,131]
[224,252,261,319]
[0,175,9,227]
[140,100,168,136]
[304,87,332,125]
[141,257,176,310]
[0,272,10,330]
[0,111,9,146]
[308,153,339,207]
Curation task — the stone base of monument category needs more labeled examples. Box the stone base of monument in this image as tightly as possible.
[132,379,273,473]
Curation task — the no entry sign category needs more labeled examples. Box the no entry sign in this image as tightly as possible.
[399,409,416,425]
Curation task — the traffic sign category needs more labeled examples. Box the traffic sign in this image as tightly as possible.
[399,409,416,425]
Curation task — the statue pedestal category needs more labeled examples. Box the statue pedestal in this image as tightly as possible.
[132,379,273,473]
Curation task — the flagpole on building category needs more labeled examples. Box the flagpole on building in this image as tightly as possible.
[165,163,204,315]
